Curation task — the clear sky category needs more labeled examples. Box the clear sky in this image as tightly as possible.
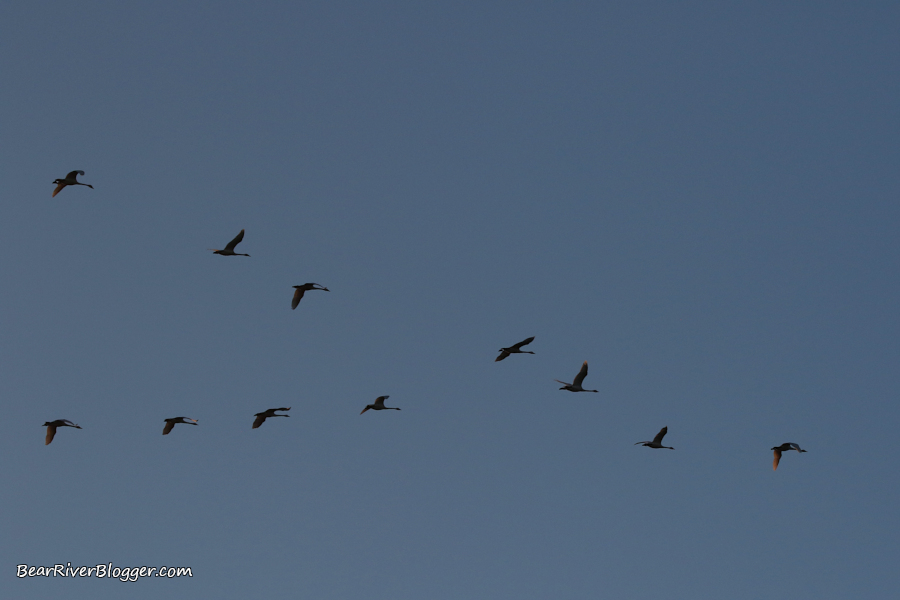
[2,1,899,598]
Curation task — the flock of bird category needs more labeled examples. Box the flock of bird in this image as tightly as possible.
[41,171,808,471]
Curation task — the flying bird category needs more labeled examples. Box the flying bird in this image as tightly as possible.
[771,442,806,470]
[211,229,250,256]
[43,419,81,445]
[163,417,198,435]
[635,426,674,449]
[555,361,598,392]
[360,396,400,415]
[253,407,291,429]
[495,336,535,362]
[292,283,329,309]
[52,170,93,197]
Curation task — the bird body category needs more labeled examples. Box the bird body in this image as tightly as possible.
[163,417,198,435]
[253,407,291,429]
[52,170,93,197]
[635,426,674,449]
[360,396,400,414]
[211,229,250,256]
[555,361,598,392]
[495,336,535,361]
[292,283,329,309]
[43,419,81,445]
[771,442,806,470]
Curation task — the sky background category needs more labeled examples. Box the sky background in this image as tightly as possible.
[1,1,899,598]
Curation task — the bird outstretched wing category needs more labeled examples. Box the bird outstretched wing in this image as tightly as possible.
[512,337,535,350]
[52,183,66,197]
[652,426,668,445]
[66,170,84,179]
[773,449,782,471]
[495,350,510,362]
[45,425,57,445]
[162,421,175,435]
[252,415,267,429]
[224,229,245,252]
[292,288,305,309]
[573,361,589,386]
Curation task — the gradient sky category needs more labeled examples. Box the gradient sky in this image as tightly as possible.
[2,1,899,599]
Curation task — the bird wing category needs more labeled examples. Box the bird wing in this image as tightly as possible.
[45,424,57,445]
[495,350,510,362]
[554,379,571,386]
[512,337,535,350]
[360,406,371,414]
[573,361,589,386]
[224,229,245,252]
[652,426,668,445]
[252,415,266,429]
[292,288,305,309]
[52,182,66,197]
[789,443,803,453]
[66,170,84,180]
[162,421,175,435]
[374,396,388,407]
[773,449,782,471]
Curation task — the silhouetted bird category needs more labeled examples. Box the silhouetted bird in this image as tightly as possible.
[163,417,198,435]
[211,229,250,256]
[635,426,674,449]
[292,283,329,309]
[495,336,535,362]
[43,419,81,445]
[771,442,806,470]
[52,171,93,197]
[253,407,291,429]
[360,396,400,415]
[555,361,598,392]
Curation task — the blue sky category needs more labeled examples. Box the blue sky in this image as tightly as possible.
[2,1,899,598]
